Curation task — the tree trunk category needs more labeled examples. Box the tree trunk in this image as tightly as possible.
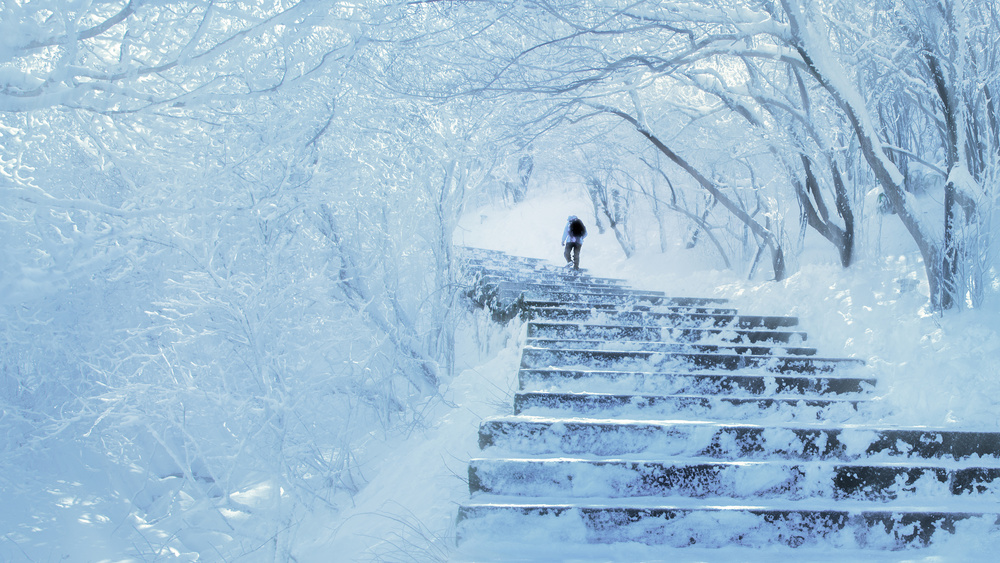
[780,0,945,304]
[596,104,786,280]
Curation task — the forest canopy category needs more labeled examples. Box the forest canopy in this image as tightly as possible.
[1,0,998,559]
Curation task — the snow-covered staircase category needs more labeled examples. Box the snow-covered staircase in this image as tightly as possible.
[456,248,1000,553]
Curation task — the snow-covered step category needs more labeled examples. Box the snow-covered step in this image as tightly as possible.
[520,347,864,374]
[528,307,800,329]
[468,458,1000,501]
[518,368,876,397]
[463,261,548,274]
[482,279,636,294]
[473,272,631,287]
[523,299,738,316]
[494,285,674,299]
[470,269,631,286]
[478,417,1000,461]
[460,251,611,271]
[460,250,546,265]
[524,294,729,307]
[499,289,669,305]
[460,257,547,270]
[527,321,808,344]
[456,501,999,549]
[524,294,728,308]
[462,254,555,265]
[493,280,668,296]
[524,338,818,356]
[512,391,866,422]
[458,245,540,256]
[477,275,633,291]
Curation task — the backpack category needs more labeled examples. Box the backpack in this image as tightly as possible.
[569,218,586,238]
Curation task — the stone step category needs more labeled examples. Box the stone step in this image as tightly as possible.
[468,458,1000,501]
[470,269,630,286]
[520,347,864,374]
[499,289,673,305]
[465,266,558,280]
[521,293,730,307]
[494,280,667,296]
[463,260,548,273]
[473,271,627,285]
[513,391,864,421]
[522,300,738,315]
[456,502,999,548]
[528,307,800,329]
[524,338,818,356]
[518,369,876,396]
[527,321,808,344]
[479,275,633,291]
[478,417,1000,461]
[462,252,547,263]
[460,250,547,265]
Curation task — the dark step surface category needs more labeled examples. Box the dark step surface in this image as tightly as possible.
[513,391,864,420]
[520,347,864,374]
[527,321,808,344]
[457,503,998,548]
[475,273,631,286]
[525,338,818,356]
[470,268,630,285]
[469,458,1000,501]
[477,276,632,291]
[494,280,668,296]
[461,250,546,263]
[526,289,727,301]
[523,300,738,315]
[529,307,800,329]
[522,293,730,306]
[463,260,548,272]
[518,369,877,396]
[479,418,1000,461]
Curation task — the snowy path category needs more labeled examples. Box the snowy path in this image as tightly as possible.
[453,248,1000,560]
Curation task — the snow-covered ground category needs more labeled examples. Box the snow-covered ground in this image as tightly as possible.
[324,185,1000,561]
[4,185,999,562]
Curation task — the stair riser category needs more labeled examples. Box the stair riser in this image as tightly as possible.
[464,261,617,274]
[524,301,738,315]
[523,294,728,307]
[456,505,992,548]
[461,252,545,262]
[527,323,807,344]
[471,267,624,279]
[469,460,990,501]
[482,276,630,289]
[518,370,876,396]
[465,265,550,276]
[471,460,812,499]
[513,393,862,422]
[498,282,665,296]
[463,264,548,274]
[529,309,798,329]
[479,420,1000,462]
[525,339,817,356]
[520,348,861,374]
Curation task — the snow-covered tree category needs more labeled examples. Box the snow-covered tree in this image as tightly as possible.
[1,1,513,557]
[425,0,997,306]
